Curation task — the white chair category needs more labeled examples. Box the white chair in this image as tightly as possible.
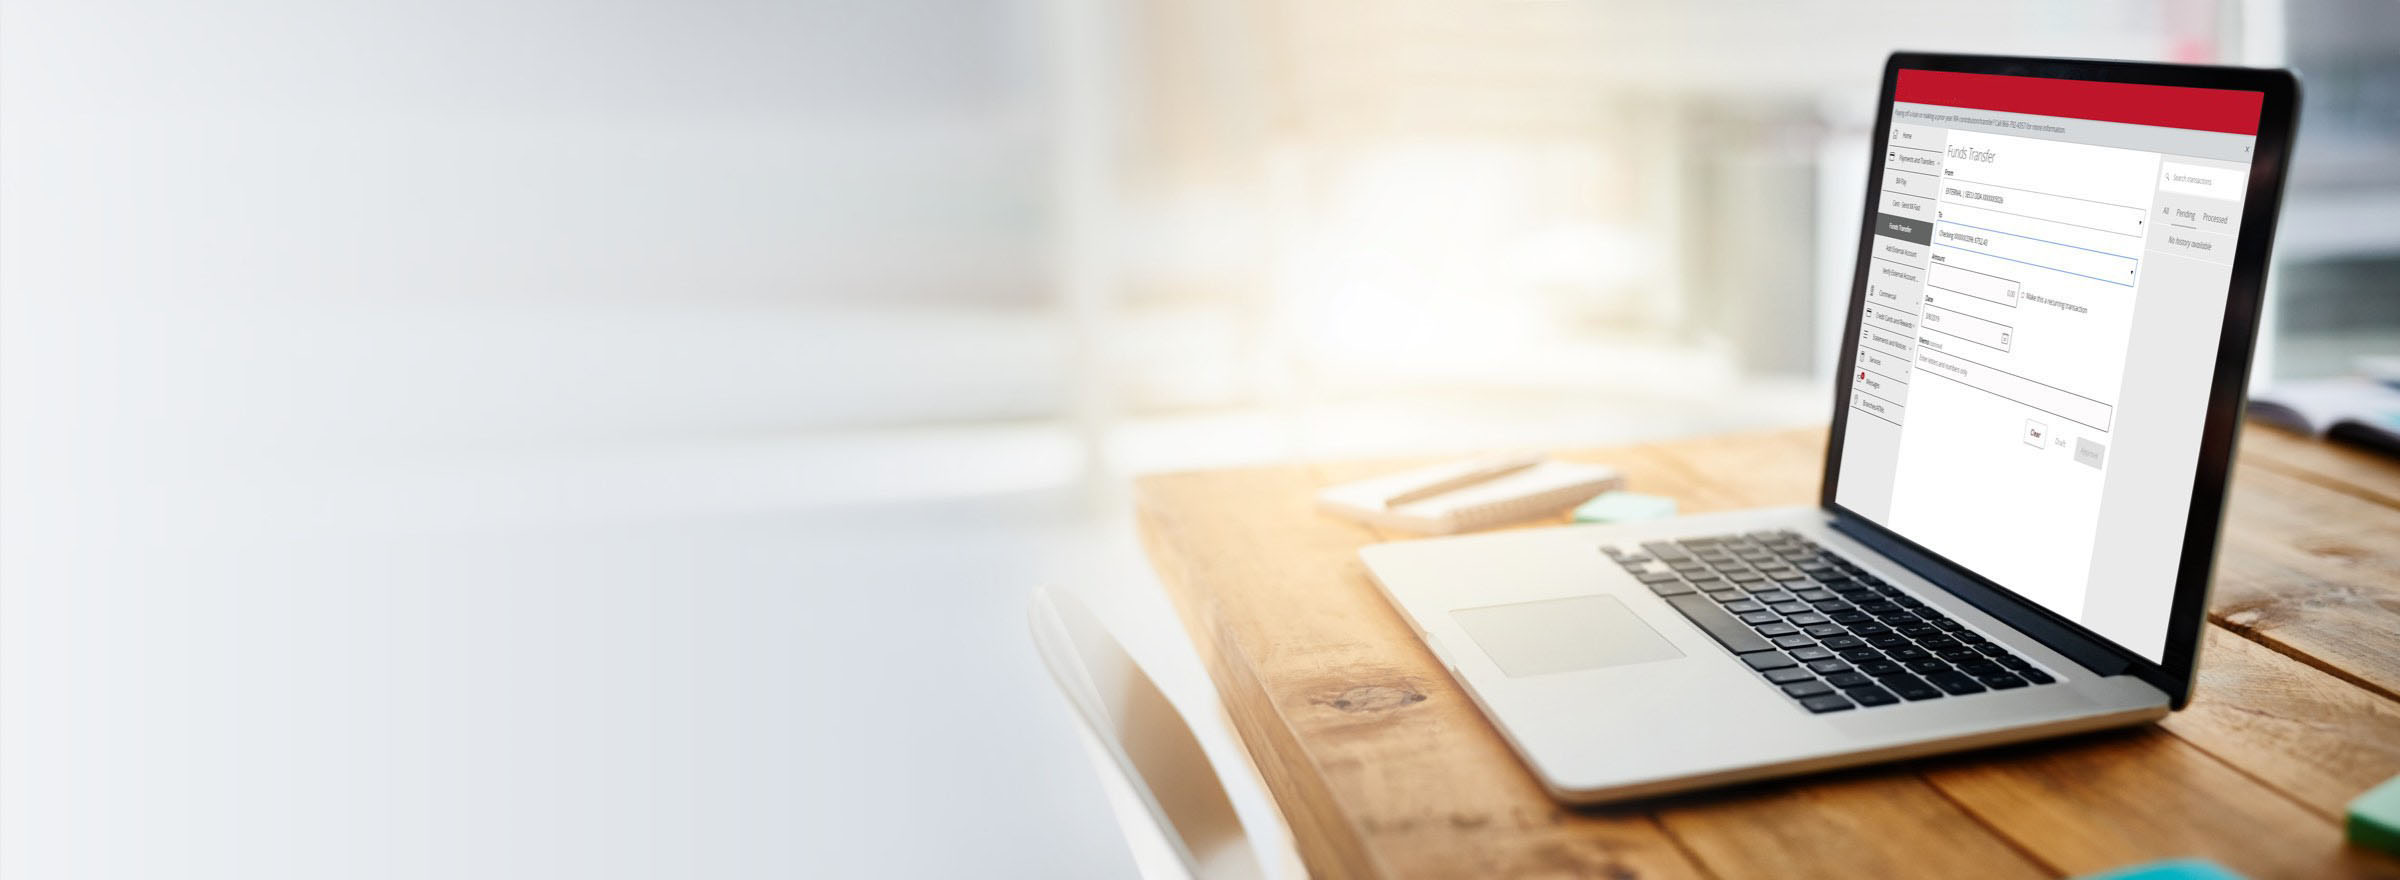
[1028,587,1273,880]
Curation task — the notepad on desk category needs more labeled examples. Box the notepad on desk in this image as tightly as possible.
[1316,454,1623,534]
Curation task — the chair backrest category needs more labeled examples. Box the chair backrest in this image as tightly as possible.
[1028,587,1265,880]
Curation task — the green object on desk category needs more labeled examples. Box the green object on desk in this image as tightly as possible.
[2075,858,2245,880]
[2352,772,2400,855]
[1573,490,1676,524]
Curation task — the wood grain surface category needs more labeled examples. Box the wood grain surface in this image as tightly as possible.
[1135,423,2400,879]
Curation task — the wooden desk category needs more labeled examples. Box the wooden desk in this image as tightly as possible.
[1136,425,2400,879]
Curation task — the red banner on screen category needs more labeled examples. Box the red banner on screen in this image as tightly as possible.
[1897,69,2262,136]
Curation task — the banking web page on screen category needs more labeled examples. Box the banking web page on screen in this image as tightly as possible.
[1836,70,2263,661]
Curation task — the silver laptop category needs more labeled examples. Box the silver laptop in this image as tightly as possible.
[1359,53,2300,805]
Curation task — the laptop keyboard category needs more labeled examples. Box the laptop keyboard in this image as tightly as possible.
[1605,530,2056,714]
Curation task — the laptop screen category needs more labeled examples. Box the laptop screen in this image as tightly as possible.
[1832,69,2264,662]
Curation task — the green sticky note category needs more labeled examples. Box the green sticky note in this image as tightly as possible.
[2076,858,2245,880]
[1573,491,1677,524]
[2352,772,2400,855]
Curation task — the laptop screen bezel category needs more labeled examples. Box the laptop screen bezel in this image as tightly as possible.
[1815,52,2299,708]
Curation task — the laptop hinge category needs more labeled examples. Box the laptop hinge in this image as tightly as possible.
[1827,514,2139,679]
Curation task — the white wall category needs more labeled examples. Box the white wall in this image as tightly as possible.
[2,1,1148,877]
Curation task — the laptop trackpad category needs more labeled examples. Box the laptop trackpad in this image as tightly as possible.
[1451,595,1683,678]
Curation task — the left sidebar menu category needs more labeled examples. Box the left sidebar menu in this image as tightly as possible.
[1853,122,1946,428]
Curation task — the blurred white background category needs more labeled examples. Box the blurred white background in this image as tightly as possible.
[4,0,2393,877]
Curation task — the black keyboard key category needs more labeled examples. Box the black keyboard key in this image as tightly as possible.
[1800,694,1855,713]
[1813,601,1856,613]
[1858,660,1903,676]
[1829,611,1870,624]
[1748,590,1796,604]
[1905,659,1951,675]
[1782,680,1834,698]
[1845,685,1900,707]
[1771,635,1816,649]
[1848,623,1891,637]
[1806,659,1853,675]
[1977,643,2009,656]
[1664,594,1776,654]
[2021,669,2055,685]
[1997,655,2031,670]
[1928,672,1987,695]
[1825,671,1873,688]
[1649,580,1696,596]
[1916,636,1961,651]
[1769,601,1811,615]
[1738,611,1781,625]
[1787,613,1831,626]
[1981,674,2029,690]
[1882,675,1942,701]
[1888,647,1930,662]
[1764,667,1815,684]
[1819,635,1865,650]
[1957,660,2005,678]
[1804,624,1846,638]
[1839,648,1882,662]
[1755,622,1800,637]
[1790,646,1836,662]
[1723,600,1765,613]
[1866,634,1910,648]
[1935,648,1980,663]
[1934,619,1964,631]
[1795,589,1837,602]
[1743,651,1798,671]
